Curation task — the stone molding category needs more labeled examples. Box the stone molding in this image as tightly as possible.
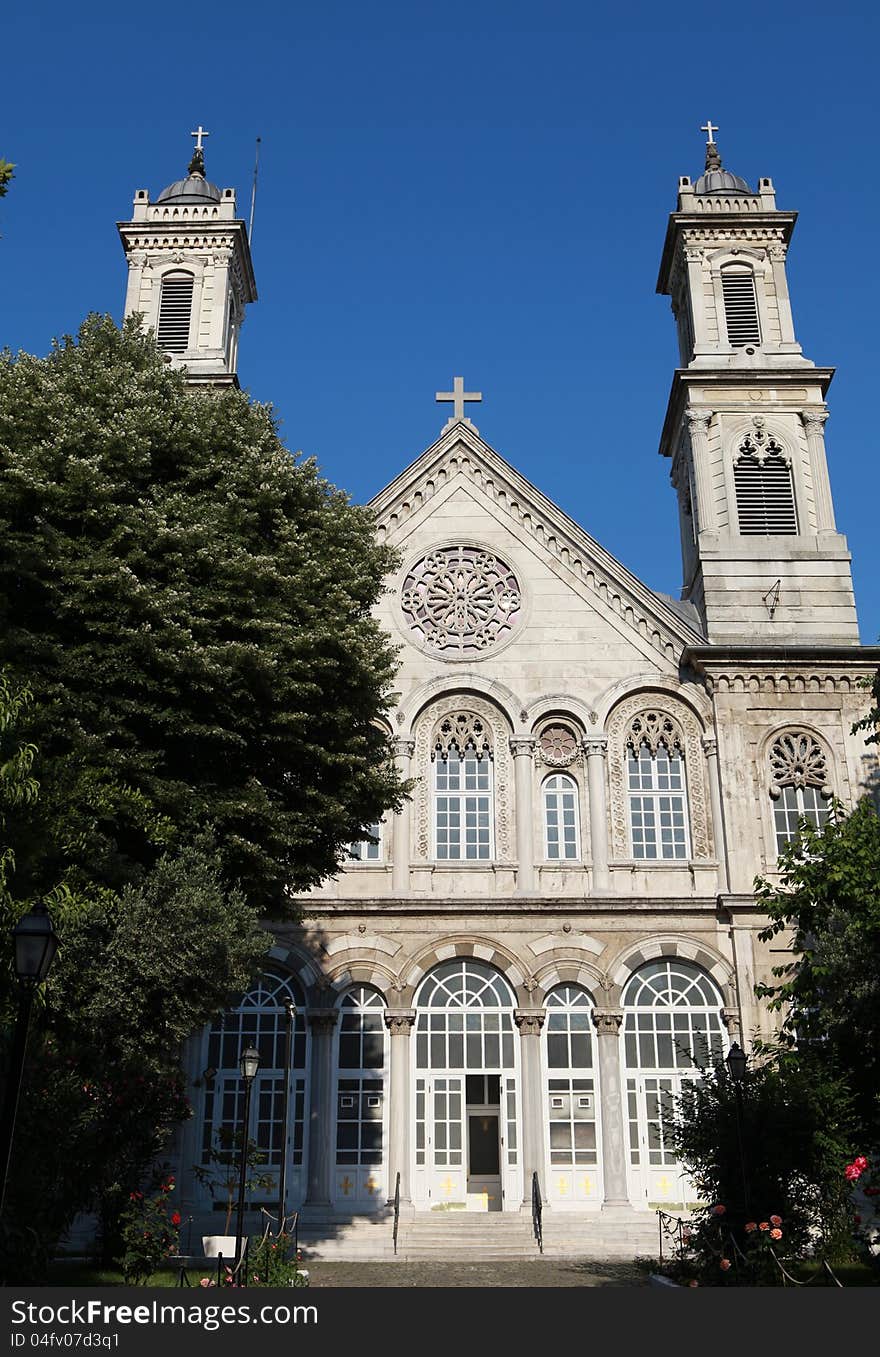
[384,1010,416,1035]
[799,410,829,431]
[392,736,416,760]
[591,1009,623,1035]
[582,735,609,759]
[509,736,536,758]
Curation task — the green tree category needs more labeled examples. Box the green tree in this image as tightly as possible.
[0,314,404,913]
[0,160,13,199]
[755,798,880,1147]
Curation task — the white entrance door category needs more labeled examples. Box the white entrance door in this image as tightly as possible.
[422,1075,466,1208]
[466,1074,502,1211]
[629,1074,698,1206]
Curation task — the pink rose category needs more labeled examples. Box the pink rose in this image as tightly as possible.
[712,1204,726,1216]
[845,1164,862,1181]
[770,1228,782,1240]
[853,1156,869,1171]
[759,1221,769,1231]
[769,1214,782,1226]
[720,1258,731,1271]
[744,1222,757,1233]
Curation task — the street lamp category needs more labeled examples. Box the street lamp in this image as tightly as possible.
[234,1045,261,1269]
[725,1041,750,1215]
[0,900,60,1217]
[277,1000,297,1233]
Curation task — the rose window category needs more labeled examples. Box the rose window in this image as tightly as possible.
[401,547,522,656]
[539,725,579,767]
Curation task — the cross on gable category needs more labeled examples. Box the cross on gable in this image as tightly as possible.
[700,120,718,145]
[190,125,211,151]
[436,376,482,431]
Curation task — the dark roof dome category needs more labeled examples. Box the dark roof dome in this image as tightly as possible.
[156,148,222,204]
[694,141,752,195]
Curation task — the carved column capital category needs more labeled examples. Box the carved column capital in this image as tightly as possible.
[701,735,718,758]
[686,410,713,434]
[799,409,829,431]
[306,1009,339,1034]
[384,1010,416,1035]
[393,736,415,760]
[514,1009,546,1036]
[582,735,608,759]
[509,736,536,758]
[591,1009,624,1036]
[721,1008,741,1035]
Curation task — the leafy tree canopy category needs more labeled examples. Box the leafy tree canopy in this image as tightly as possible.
[0,315,404,912]
[755,798,880,1145]
[0,160,13,198]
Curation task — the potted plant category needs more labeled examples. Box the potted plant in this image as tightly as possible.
[194,1128,276,1257]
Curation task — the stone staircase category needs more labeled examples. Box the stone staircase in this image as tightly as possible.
[297,1208,668,1262]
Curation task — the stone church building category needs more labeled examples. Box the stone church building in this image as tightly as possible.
[118,133,878,1250]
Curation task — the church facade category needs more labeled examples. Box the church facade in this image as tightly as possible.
[118,135,878,1235]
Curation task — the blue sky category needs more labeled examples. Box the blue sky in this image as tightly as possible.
[3,1,879,642]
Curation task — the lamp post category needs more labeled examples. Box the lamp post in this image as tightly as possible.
[725,1041,750,1216]
[277,1000,297,1233]
[234,1045,260,1268]
[0,900,59,1218]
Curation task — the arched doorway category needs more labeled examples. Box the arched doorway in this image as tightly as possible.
[622,958,726,1206]
[542,984,601,1208]
[412,959,521,1212]
[198,968,309,1220]
[332,985,389,1212]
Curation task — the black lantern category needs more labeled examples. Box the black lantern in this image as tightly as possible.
[239,1046,260,1083]
[12,900,59,985]
[725,1041,748,1084]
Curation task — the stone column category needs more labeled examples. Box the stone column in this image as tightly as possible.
[685,251,710,349]
[583,736,610,892]
[510,737,536,894]
[592,1009,632,1210]
[800,410,836,533]
[391,737,415,894]
[686,410,717,533]
[702,734,730,893]
[514,1010,546,1208]
[384,1009,416,1213]
[304,1009,338,1211]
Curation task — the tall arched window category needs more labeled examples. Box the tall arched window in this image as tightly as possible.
[544,985,598,1204]
[432,713,494,859]
[769,731,832,853]
[734,426,798,536]
[156,271,194,353]
[625,712,690,859]
[543,774,580,859]
[334,986,387,1208]
[623,959,726,1204]
[721,264,760,347]
[200,969,307,1208]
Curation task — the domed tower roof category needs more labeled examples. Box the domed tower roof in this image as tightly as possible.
[156,147,222,204]
[694,138,752,195]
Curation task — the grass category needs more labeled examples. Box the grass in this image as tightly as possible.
[45,1261,216,1287]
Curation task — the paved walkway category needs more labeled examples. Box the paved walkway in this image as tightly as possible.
[304,1259,646,1287]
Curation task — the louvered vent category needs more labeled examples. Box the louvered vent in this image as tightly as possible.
[734,445,798,535]
[721,269,761,347]
[156,272,194,353]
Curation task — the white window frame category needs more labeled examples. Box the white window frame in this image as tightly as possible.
[346,821,383,862]
[542,773,581,861]
[627,740,691,861]
[432,742,495,861]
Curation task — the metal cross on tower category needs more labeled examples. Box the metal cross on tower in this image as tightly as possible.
[190,125,211,151]
[701,120,718,144]
[435,375,482,429]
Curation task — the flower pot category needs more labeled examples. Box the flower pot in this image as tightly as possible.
[202,1235,238,1259]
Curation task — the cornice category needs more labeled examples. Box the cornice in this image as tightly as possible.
[657,207,798,295]
[370,422,705,664]
[658,366,836,460]
[682,644,880,694]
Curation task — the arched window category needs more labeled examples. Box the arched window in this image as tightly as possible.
[200,969,307,1204]
[769,731,832,853]
[544,986,598,1195]
[623,959,726,1203]
[734,426,798,536]
[543,774,580,860]
[625,712,690,859]
[721,264,760,347]
[334,987,387,1206]
[156,271,194,353]
[432,713,494,860]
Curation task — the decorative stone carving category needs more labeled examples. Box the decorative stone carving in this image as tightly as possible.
[582,735,608,759]
[624,710,684,758]
[400,546,522,657]
[514,1010,545,1036]
[433,712,492,758]
[607,693,712,859]
[591,1009,623,1036]
[414,695,512,860]
[769,731,830,797]
[800,410,829,432]
[509,736,537,759]
[536,725,579,767]
[384,1011,416,1035]
[306,1010,339,1033]
[392,735,415,760]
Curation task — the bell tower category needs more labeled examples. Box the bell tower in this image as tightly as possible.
[656,127,859,644]
[117,129,257,389]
